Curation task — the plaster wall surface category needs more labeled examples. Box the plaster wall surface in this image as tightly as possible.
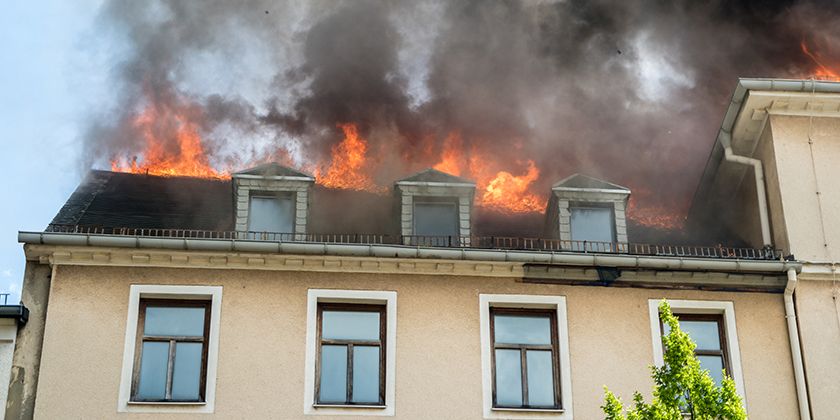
[767,115,840,261]
[793,277,840,420]
[33,265,798,419]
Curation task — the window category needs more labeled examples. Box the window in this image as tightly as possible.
[648,300,746,409]
[316,304,386,405]
[249,194,294,233]
[118,285,222,413]
[570,206,614,246]
[414,202,458,237]
[662,314,729,386]
[304,290,397,416]
[491,309,560,409]
[132,300,210,402]
[480,294,573,419]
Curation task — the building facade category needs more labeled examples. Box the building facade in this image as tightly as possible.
[9,78,838,419]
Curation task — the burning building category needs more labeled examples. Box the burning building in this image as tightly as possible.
[6,77,840,419]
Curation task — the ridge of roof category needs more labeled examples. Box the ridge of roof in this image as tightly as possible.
[395,168,476,185]
[233,162,314,178]
[551,173,630,192]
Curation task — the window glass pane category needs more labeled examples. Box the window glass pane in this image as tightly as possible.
[171,342,202,400]
[697,355,725,385]
[678,320,721,350]
[249,196,294,233]
[319,345,348,402]
[526,350,555,406]
[136,341,169,399]
[352,346,380,403]
[494,314,551,345]
[414,203,458,237]
[495,349,523,406]
[570,208,614,242]
[322,311,380,341]
[144,306,205,337]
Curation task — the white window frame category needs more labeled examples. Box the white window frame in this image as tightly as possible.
[304,289,397,416]
[648,299,746,409]
[118,285,223,413]
[480,294,573,419]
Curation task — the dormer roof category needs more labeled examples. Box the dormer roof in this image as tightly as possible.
[233,162,314,179]
[395,168,476,186]
[551,174,630,194]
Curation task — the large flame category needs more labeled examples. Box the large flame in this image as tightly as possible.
[432,132,464,176]
[626,188,686,231]
[475,160,546,214]
[110,94,226,178]
[316,123,387,193]
[801,37,839,78]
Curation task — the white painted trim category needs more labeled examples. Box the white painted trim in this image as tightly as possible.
[117,285,223,413]
[479,294,573,419]
[648,299,746,409]
[303,289,397,416]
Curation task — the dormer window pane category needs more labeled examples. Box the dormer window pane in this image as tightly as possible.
[414,203,458,237]
[570,207,614,242]
[249,196,294,233]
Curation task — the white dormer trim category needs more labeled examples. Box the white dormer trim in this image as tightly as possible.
[232,164,315,234]
[394,169,476,238]
[546,174,631,244]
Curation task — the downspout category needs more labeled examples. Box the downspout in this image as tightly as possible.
[785,268,811,420]
[723,146,772,248]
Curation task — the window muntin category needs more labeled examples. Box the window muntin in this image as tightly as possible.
[249,195,294,233]
[570,207,614,243]
[490,308,561,410]
[315,304,386,406]
[413,202,458,237]
[131,299,211,403]
[663,314,730,385]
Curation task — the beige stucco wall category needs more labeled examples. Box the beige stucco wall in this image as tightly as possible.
[794,277,840,420]
[32,264,798,419]
[766,115,840,261]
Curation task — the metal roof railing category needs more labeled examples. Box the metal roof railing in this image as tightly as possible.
[43,224,785,261]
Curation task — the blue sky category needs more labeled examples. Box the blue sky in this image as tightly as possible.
[0,1,105,303]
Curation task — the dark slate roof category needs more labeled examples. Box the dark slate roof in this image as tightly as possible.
[551,174,630,192]
[233,162,314,178]
[51,171,234,231]
[395,168,476,185]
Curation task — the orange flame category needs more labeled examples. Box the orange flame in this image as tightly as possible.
[626,189,685,230]
[110,94,225,178]
[316,123,386,193]
[432,131,464,176]
[801,38,839,78]
[478,161,546,214]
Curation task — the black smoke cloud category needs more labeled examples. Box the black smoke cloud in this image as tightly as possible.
[83,0,840,217]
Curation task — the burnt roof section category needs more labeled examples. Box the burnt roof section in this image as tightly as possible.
[233,162,314,178]
[552,174,630,192]
[51,171,234,231]
[395,168,476,185]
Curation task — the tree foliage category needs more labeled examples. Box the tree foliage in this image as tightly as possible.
[602,300,747,420]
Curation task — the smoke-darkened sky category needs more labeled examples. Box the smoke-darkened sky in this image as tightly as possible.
[2,0,839,301]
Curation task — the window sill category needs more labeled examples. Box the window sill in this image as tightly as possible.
[491,407,565,413]
[313,404,387,409]
[127,401,207,406]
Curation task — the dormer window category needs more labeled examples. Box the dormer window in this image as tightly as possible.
[232,163,315,237]
[248,194,294,234]
[394,168,476,246]
[545,174,630,251]
[570,205,615,243]
[413,200,458,237]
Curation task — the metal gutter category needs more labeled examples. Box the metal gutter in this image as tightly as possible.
[785,269,811,420]
[18,231,801,274]
[0,305,29,326]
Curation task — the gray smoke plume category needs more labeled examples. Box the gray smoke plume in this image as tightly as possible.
[82,0,840,231]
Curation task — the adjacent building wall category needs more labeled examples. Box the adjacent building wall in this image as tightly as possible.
[30,264,799,419]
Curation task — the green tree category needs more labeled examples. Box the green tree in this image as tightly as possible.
[602,300,747,420]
